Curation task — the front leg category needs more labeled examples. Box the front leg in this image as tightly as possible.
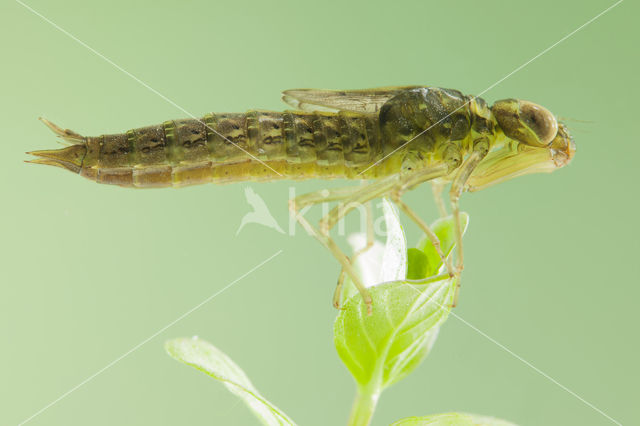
[449,140,489,305]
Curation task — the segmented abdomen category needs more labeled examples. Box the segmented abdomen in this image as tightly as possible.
[82,110,387,188]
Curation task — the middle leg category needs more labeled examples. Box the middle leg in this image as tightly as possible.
[390,163,455,278]
[390,193,456,278]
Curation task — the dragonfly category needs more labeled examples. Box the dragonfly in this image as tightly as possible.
[27,86,575,313]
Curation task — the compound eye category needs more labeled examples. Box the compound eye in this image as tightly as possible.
[519,101,558,147]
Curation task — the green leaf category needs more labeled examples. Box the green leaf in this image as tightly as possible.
[391,412,517,426]
[334,276,455,391]
[407,248,429,280]
[165,337,296,426]
[416,213,469,277]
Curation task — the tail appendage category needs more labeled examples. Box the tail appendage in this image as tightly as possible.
[26,118,87,174]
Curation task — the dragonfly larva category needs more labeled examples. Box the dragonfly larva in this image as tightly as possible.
[27,86,576,313]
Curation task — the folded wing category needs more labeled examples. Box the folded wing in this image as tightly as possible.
[281,86,422,113]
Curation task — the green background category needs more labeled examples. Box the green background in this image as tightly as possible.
[1,0,637,425]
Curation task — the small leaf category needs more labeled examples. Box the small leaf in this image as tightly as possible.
[391,412,517,426]
[407,248,429,280]
[166,337,296,426]
[334,276,454,390]
[417,213,469,277]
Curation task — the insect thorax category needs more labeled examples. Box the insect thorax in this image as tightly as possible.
[378,87,497,167]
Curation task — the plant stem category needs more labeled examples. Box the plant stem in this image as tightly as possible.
[347,386,380,426]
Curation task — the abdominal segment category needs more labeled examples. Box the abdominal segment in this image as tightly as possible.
[78,110,391,188]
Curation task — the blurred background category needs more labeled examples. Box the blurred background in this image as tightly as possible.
[1,0,637,425]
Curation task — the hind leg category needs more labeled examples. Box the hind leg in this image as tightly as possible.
[290,186,374,312]
[333,200,374,308]
[290,178,398,313]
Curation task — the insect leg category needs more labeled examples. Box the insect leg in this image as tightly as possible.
[431,181,448,217]
[391,195,455,278]
[333,200,374,309]
[449,142,490,305]
[289,185,375,312]
[391,164,454,277]
[290,177,399,312]
[352,200,375,261]
[341,181,376,263]
[333,269,347,310]
[321,180,401,310]
[318,176,398,232]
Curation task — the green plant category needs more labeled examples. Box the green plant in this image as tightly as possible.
[165,200,516,426]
